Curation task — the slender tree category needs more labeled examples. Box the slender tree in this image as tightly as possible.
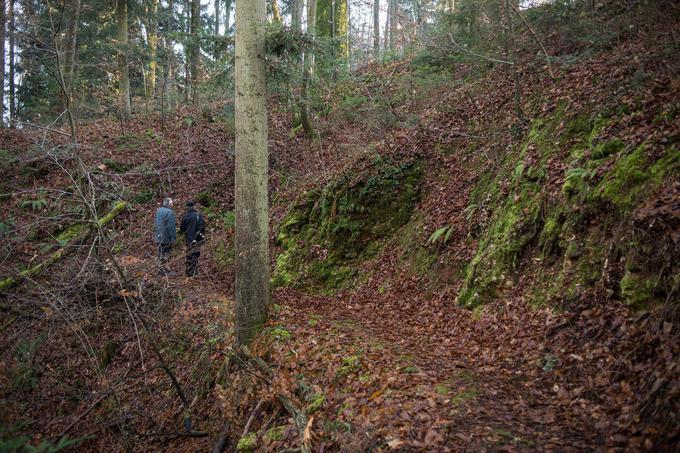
[300,0,316,136]
[9,0,15,126]
[214,0,220,36]
[234,0,270,347]
[146,0,159,100]
[270,0,282,24]
[190,0,200,105]
[373,0,379,59]
[117,0,132,117]
[1,0,5,128]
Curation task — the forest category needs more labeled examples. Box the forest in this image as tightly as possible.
[0,0,678,451]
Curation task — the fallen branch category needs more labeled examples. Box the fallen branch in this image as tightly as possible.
[240,346,311,453]
[447,33,514,65]
[211,421,232,453]
[0,201,128,291]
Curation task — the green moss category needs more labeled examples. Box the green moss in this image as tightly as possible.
[132,189,155,204]
[273,160,424,290]
[236,432,257,452]
[592,138,625,159]
[458,181,543,307]
[592,146,680,210]
[335,355,362,381]
[102,158,130,173]
[620,271,657,308]
[214,239,235,270]
[264,426,286,442]
[305,393,326,414]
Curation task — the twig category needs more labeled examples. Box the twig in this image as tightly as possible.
[241,400,264,438]
[447,33,514,65]
[509,3,554,78]
[240,346,311,453]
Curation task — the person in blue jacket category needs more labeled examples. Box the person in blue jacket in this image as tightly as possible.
[154,197,177,276]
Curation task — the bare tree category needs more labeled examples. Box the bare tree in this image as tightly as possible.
[234,0,270,346]
[190,0,200,105]
[1,0,5,128]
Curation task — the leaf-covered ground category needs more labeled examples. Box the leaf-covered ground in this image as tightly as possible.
[2,4,679,452]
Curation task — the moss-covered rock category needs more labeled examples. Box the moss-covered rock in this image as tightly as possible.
[273,159,424,290]
[620,271,658,308]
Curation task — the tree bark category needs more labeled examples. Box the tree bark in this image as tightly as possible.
[388,0,396,52]
[373,0,379,59]
[117,0,132,117]
[301,0,316,136]
[214,0,220,35]
[147,0,159,100]
[291,0,303,32]
[234,0,270,347]
[9,0,15,126]
[190,0,200,105]
[1,0,5,128]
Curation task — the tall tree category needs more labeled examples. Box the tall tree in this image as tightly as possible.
[1,0,5,128]
[388,0,396,52]
[190,0,200,105]
[9,0,15,126]
[214,0,220,35]
[117,0,132,117]
[146,0,159,100]
[291,0,303,32]
[63,0,81,100]
[373,0,379,59]
[270,0,281,24]
[317,0,348,60]
[234,0,269,346]
[300,0,316,135]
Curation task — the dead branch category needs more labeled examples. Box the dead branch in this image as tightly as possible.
[240,346,311,453]
[509,3,554,78]
[447,33,514,65]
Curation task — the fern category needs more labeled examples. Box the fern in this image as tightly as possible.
[427,225,453,245]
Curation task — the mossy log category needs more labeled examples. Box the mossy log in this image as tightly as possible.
[0,201,127,291]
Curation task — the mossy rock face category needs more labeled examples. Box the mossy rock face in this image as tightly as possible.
[273,159,424,290]
[457,103,679,310]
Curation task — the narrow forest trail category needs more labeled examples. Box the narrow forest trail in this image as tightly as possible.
[272,285,610,451]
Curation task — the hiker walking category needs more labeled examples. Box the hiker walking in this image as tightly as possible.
[155,197,177,276]
[179,201,206,277]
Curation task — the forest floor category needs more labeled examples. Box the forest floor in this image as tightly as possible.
[2,4,680,452]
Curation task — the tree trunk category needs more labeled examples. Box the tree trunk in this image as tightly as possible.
[0,0,5,128]
[9,0,15,126]
[373,0,379,59]
[301,0,316,136]
[224,0,232,35]
[164,0,177,109]
[214,0,220,35]
[234,0,270,347]
[270,0,281,24]
[388,0,396,52]
[63,0,81,100]
[117,0,132,117]
[147,0,159,100]
[190,0,200,105]
[291,0,303,32]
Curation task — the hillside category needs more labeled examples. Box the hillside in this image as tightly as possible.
[1,1,679,452]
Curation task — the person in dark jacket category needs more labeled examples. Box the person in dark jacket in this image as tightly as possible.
[155,197,177,276]
[179,201,206,277]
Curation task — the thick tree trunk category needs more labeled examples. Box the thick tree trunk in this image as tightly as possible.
[234,0,270,347]
[164,0,177,109]
[0,0,5,128]
[190,0,200,105]
[373,0,379,59]
[117,0,132,117]
[9,0,15,126]
[147,0,159,100]
[301,0,316,136]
